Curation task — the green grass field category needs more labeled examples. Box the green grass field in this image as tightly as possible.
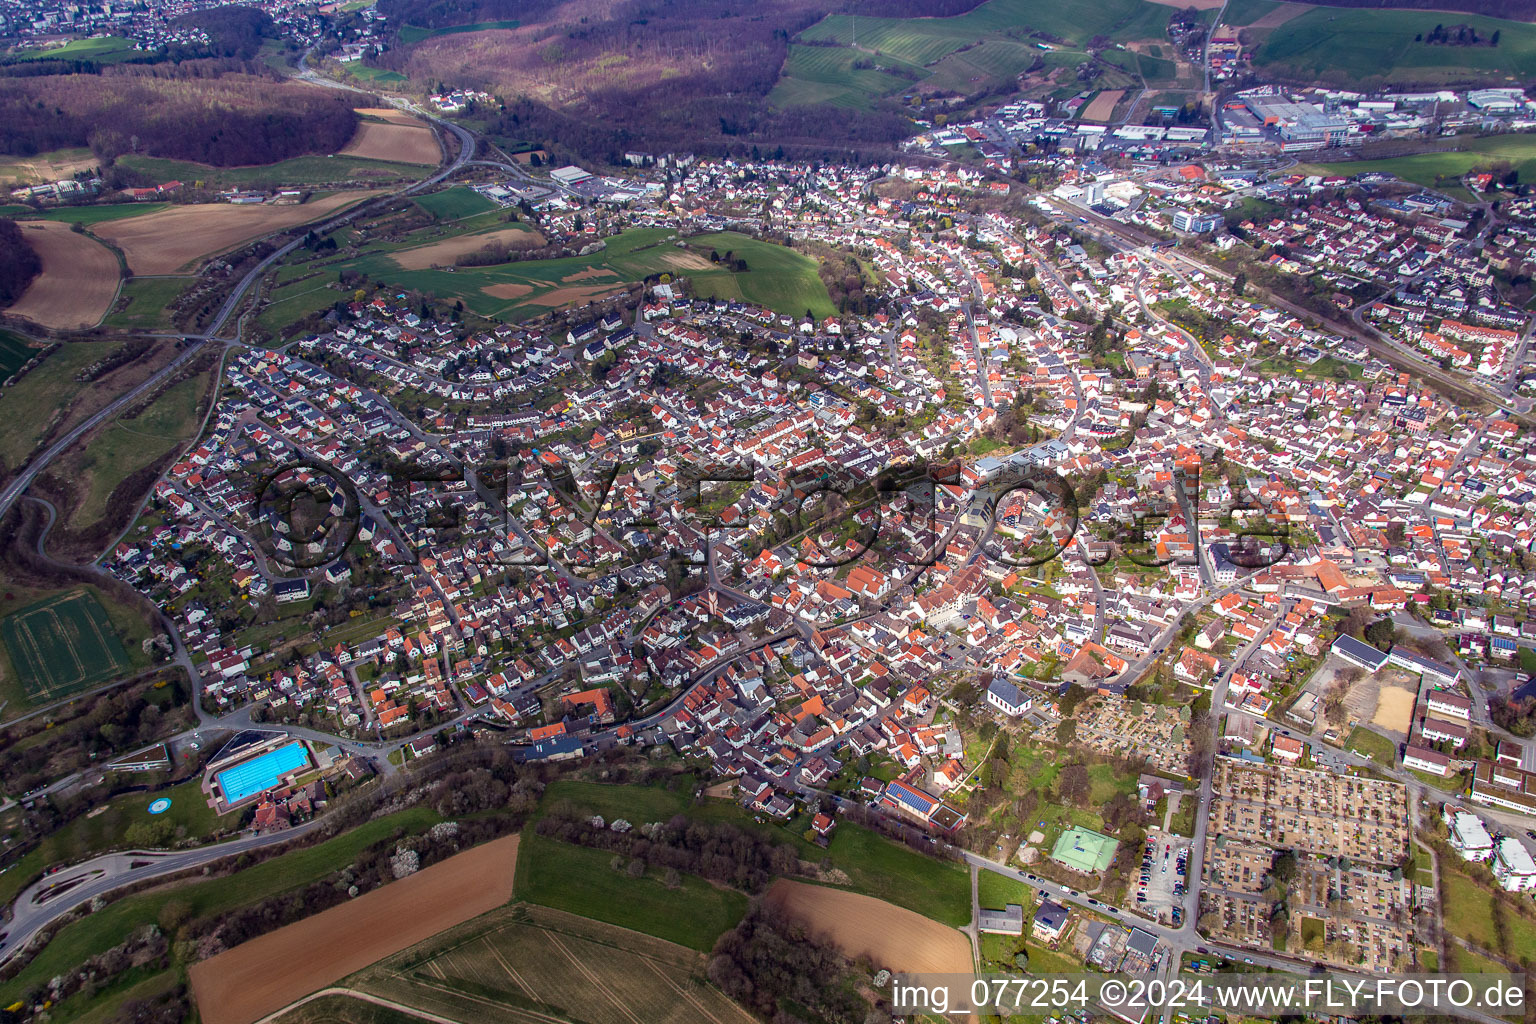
[33,203,166,225]
[799,0,1171,63]
[1345,726,1397,767]
[344,64,408,85]
[0,590,130,703]
[255,274,346,341]
[58,363,214,529]
[1254,8,1536,85]
[329,225,835,319]
[1297,135,1536,195]
[119,153,433,190]
[514,831,747,950]
[0,805,444,1007]
[977,869,1035,911]
[541,780,970,926]
[1440,865,1536,961]
[11,35,143,63]
[769,45,920,108]
[0,342,114,470]
[398,18,521,44]
[776,0,1171,108]
[414,186,498,220]
[0,330,39,382]
[0,777,223,910]
[101,277,191,331]
[683,232,836,317]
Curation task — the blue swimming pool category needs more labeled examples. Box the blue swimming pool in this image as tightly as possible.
[216,742,310,804]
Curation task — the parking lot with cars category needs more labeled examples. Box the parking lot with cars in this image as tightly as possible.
[1136,832,1190,926]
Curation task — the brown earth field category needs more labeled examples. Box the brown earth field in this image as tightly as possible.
[1245,2,1308,27]
[660,251,717,272]
[92,191,382,275]
[561,266,618,282]
[484,282,533,299]
[353,106,425,126]
[7,221,119,330]
[340,121,441,166]
[763,879,973,975]
[390,226,547,270]
[190,833,520,1024]
[1081,89,1126,122]
[0,149,98,186]
[511,283,626,310]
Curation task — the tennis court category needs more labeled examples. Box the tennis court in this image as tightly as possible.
[215,742,311,805]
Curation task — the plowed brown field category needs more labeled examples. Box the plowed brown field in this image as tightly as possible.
[341,121,440,165]
[93,191,380,274]
[190,833,520,1024]
[7,221,118,329]
[763,879,973,974]
[390,226,546,269]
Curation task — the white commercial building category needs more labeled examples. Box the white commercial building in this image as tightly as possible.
[1492,837,1536,892]
[1445,809,1493,862]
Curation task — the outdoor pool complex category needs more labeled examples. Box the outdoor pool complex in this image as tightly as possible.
[216,741,311,804]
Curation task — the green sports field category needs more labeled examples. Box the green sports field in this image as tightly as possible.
[1253,7,1536,85]
[0,589,131,703]
[414,186,499,220]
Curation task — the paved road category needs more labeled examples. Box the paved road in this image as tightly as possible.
[0,820,323,962]
[0,340,208,523]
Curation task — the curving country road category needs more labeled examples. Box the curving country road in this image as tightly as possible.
[0,820,324,963]
[0,339,209,523]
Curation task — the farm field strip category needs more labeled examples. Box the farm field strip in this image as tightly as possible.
[763,879,974,975]
[341,110,442,166]
[7,220,120,330]
[355,904,751,1024]
[92,190,384,274]
[190,833,520,1024]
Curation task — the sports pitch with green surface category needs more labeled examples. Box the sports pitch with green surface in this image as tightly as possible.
[1,590,131,702]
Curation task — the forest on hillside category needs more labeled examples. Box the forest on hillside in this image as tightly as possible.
[0,68,360,164]
[368,0,970,162]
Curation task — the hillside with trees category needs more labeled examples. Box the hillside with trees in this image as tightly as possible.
[0,68,359,165]
[370,0,979,161]
[0,220,41,307]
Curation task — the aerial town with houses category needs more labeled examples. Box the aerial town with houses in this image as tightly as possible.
[5,0,1536,1020]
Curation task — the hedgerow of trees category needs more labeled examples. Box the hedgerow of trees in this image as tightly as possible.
[0,218,42,306]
